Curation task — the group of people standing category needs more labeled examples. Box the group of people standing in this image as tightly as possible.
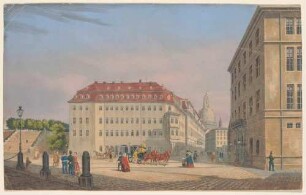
[60,151,80,176]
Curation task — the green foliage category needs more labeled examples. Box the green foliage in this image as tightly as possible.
[47,123,67,151]
[6,118,69,131]
[6,118,15,129]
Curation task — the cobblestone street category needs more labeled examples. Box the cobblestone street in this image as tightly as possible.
[4,158,302,191]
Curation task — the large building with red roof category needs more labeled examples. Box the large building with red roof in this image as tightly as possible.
[68,80,206,155]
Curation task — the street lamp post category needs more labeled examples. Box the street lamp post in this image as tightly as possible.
[16,106,25,170]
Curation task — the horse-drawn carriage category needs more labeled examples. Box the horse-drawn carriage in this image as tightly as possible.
[93,151,110,159]
[131,144,172,166]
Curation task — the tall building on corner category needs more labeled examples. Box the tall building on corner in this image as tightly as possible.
[227,6,302,170]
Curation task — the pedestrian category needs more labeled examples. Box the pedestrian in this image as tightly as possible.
[25,157,32,170]
[186,150,194,168]
[269,151,275,171]
[61,152,68,174]
[117,152,123,171]
[73,152,80,176]
[68,150,74,175]
[193,151,198,162]
[121,153,130,172]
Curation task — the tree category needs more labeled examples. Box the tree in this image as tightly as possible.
[6,118,15,130]
[47,123,67,151]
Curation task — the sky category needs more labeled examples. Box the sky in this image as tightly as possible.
[4,4,257,126]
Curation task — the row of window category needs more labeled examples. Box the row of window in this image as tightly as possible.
[232,56,261,99]
[287,122,301,128]
[231,17,302,83]
[73,105,173,112]
[102,129,163,137]
[232,90,261,120]
[72,129,90,137]
[286,18,302,35]
[75,93,168,101]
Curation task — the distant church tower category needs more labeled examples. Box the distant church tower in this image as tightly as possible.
[200,92,217,130]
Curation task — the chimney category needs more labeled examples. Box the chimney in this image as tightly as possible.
[112,81,115,84]
[139,79,142,83]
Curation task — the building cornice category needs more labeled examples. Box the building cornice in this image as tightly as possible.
[228,5,301,72]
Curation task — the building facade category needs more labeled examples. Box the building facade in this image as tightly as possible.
[68,81,205,155]
[228,6,302,170]
[205,121,228,161]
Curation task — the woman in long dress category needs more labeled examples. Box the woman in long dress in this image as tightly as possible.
[121,153,130,172]
[73,152,80,176]
[186,151,194,168]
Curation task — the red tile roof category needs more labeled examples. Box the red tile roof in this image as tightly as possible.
[68,81,182,103]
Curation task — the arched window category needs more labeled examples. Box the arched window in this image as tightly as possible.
[131,130,134,136]
[256,140,260,155]
[148,130,152,136]
[110,130,113,136]
[153,130,157,136]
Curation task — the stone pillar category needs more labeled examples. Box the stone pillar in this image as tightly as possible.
[78,151,93,189]
[16,151,25,170]
[40,151,51,179]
